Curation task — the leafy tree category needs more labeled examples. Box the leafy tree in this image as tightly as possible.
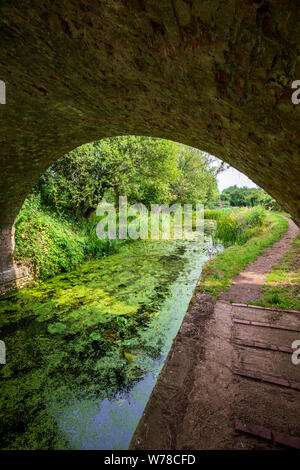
[36,137,179,217]
[36,137,220,218]
[222,186,248,206]
[171,145,219,207]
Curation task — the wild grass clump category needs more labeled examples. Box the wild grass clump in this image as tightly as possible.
[260,234,300,310]
[203,208,234,220]
[205,206,266,246]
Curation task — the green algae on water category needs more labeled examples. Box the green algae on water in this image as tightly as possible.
[0,236,213,449]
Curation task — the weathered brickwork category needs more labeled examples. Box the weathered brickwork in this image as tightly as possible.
[0,261,34,297]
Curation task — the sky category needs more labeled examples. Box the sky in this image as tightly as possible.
[217,166,257,193]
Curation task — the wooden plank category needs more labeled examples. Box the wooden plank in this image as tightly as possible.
[235,420,272,441]
[233,318,300,333]
[233,367,300,391]
[232,303,300,315]
[233,338,293,354]
[235,419,300,450]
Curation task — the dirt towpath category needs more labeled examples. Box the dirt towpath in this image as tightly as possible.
[130,217,300,450]
[222,217,299,304]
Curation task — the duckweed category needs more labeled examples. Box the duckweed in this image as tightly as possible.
[0,236,214,449]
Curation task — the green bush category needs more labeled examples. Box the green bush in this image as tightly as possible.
[14,195,125,280]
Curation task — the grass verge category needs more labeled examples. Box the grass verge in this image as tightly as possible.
[257,234,300,310]
[197,213,289,298]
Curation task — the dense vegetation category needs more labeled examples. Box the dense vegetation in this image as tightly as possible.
[36,137,219,218]
[15,137,220,279]
[204,206,266,246]
[15,136,287,284]
[15,195,118,280]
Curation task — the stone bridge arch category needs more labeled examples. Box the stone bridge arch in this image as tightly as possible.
[0,0,299,288]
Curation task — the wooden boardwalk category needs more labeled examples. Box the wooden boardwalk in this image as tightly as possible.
[231,303,300,449]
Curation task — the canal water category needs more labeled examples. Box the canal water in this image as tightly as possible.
[0,231,218,449]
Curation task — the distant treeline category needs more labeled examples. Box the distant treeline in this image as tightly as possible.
[220,185,281,210]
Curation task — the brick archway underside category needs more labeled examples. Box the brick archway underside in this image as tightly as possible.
[0,1,299,271]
